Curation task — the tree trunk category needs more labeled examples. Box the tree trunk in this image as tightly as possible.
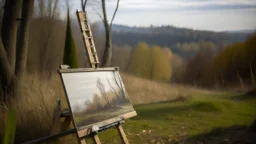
[250,62,255,85]
[15,0,34,78]
[0,38,14,87]
[0,0,34,100]
[102,23,112,67]
[1,0,22,70]
[101,0,112,67]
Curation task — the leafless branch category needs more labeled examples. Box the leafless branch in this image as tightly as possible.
[81,0,88,11]
[92,7,104,22]
[110,0,120,30]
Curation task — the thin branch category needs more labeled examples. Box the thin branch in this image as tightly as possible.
[92,7,104,22]
[52,0,59,18]
[110,0,120,31]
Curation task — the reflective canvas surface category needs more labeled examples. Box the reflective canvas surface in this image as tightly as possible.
[61,70,135,129]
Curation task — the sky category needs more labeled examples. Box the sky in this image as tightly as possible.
[67,0,256,32]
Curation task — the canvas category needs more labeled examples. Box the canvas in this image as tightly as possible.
[60,69,135,130]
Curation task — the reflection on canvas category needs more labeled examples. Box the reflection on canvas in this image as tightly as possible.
[61,71,134,129]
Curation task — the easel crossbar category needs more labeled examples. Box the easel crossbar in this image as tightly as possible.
[22,129,76,144]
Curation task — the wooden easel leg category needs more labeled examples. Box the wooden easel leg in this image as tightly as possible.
[80,138,87,144]
[93,134,101,144]
[117,125,129,144]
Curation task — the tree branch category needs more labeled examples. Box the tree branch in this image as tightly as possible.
[110,0,120,31]
[81,0,88,11]
[92,7,104,22]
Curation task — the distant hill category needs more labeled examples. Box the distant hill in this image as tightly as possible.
[110,24,250,47]
[108,24,252,58]
[71,20,252,59]
[225,29,256,34]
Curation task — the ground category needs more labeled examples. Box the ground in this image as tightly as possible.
[93,93,256,144]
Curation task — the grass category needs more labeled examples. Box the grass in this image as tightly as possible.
[0,73,255,143]
[98,93,256,144]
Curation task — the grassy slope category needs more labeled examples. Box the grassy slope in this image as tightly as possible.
[95,74,256,144]
[97,94,256,144]
[1,73,255,143]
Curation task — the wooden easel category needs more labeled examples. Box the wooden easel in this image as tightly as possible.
[58,66,135,144]
[23,10,134,144]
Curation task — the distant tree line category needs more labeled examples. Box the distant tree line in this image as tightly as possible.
[183,33,256,88]
[111,25,249,58]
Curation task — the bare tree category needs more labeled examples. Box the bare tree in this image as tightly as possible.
[100,0,120,67]
[0,0,34,99]
[81,0,121,67]
[81,0,88,11]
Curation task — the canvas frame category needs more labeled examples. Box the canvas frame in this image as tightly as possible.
[58,67,137,138]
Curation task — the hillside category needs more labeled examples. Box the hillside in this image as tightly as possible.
[110,24,249,45]
[84,22,251,58]
[97,74,256,143]
[1,72,255,143]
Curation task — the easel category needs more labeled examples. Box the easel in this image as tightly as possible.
[23,10,135,144]
[58,67,136,144]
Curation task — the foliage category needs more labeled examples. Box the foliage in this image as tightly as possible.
[128,42,152,78]
[210,33,256,86]
[180,33,256,87]
[111,25,248,58]
[183,53,210,86]
[151,46,171,81]
[128,42,172,81]
[63,9,78,68]
[3,109,16,144]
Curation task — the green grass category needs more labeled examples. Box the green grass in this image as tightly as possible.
[96,93,256,143]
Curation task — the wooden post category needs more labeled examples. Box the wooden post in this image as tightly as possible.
[117,125,129,144]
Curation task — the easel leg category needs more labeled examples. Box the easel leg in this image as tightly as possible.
[80,138,87,144]
[93,134,101,144]
[117,125,129,144]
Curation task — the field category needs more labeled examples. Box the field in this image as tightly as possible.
[0,73,255,143]
[98,93,256,144]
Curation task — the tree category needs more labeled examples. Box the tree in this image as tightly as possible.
[128,43,172,81]
[151,46,172,81]
[128,42,152,78]
[80,0,88,11]
[63,9,78,68]
[0,0,34,99]
[162,48,184,83]
[35,0,61,74]
[209,34,256,87]
[100,0,121,67]
[183,52,209,86]
[244,33,256,85]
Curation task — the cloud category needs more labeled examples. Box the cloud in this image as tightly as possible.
[106,0,256,11]
[67,0,256,31]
